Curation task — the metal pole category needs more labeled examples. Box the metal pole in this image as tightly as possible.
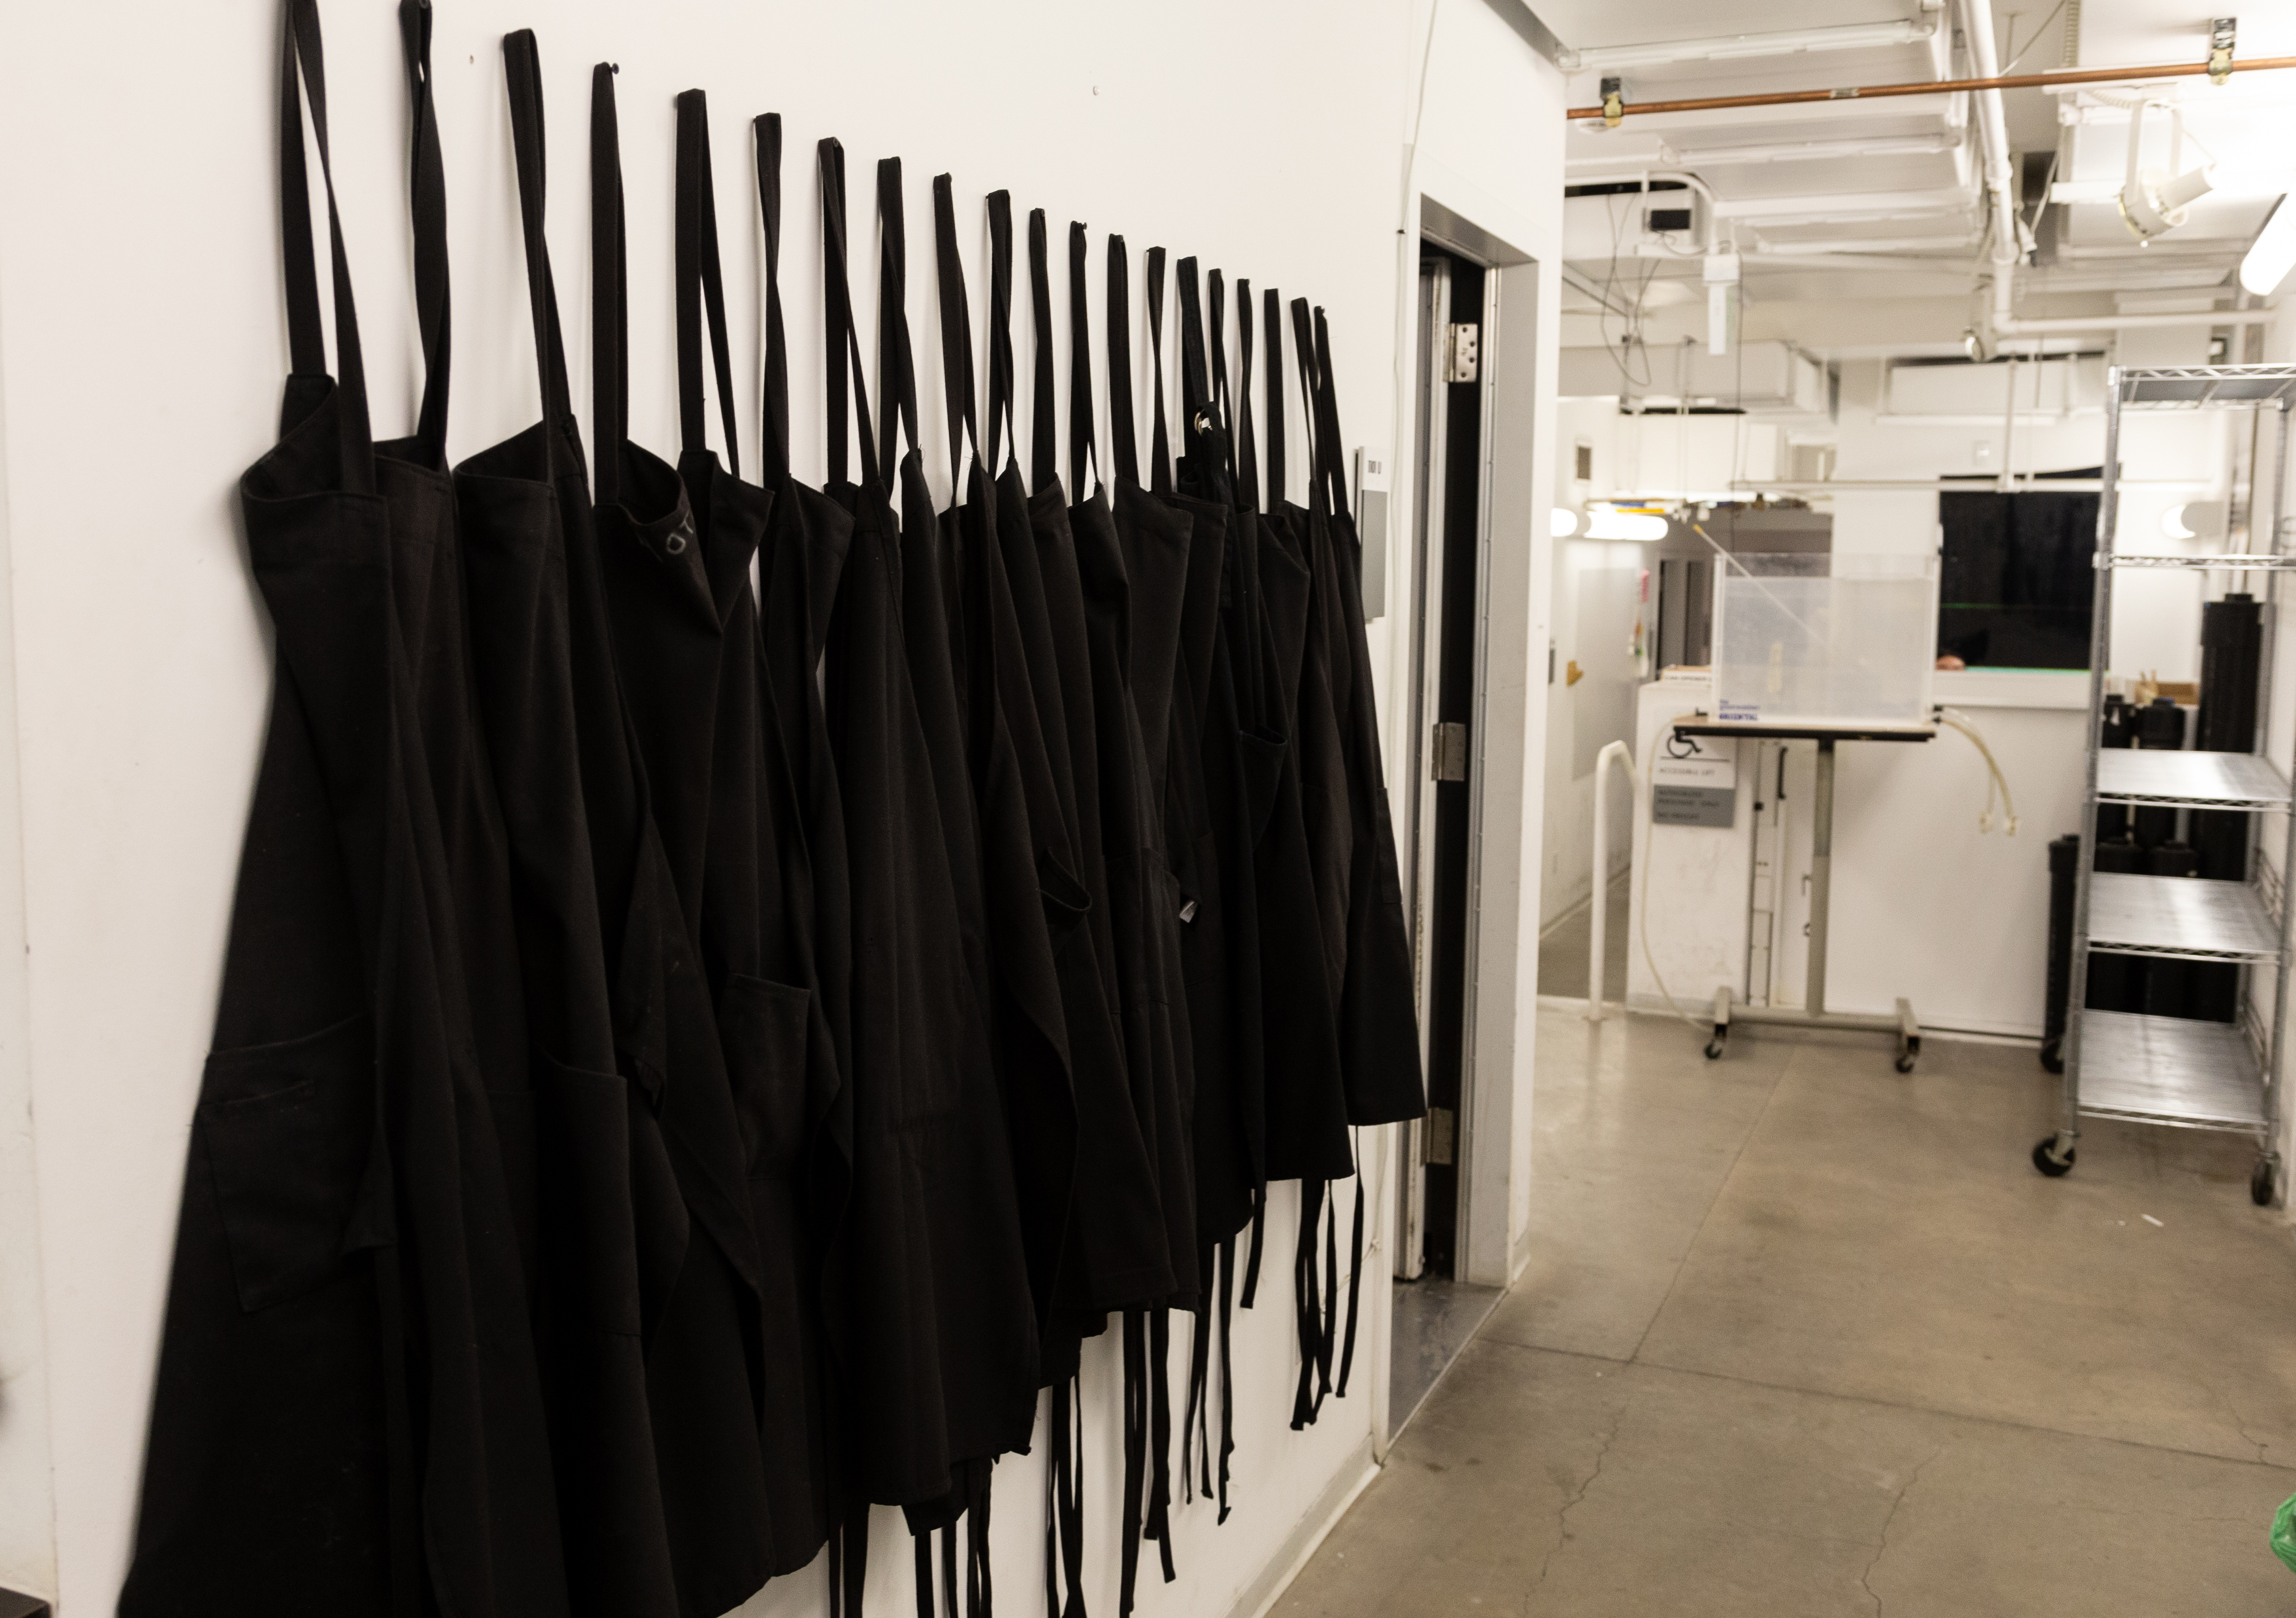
[1807,738,1835,1017]
[2265,404,2293,1190]
[1587,741,1633,1021]
[2059,371,2125,1159]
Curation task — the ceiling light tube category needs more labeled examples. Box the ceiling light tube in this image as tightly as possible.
[1558,18,1937,74]
[2241,195,2296,296]
[1585,505,1670,541]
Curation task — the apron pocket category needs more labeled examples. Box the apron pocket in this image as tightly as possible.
[199,1011,378,1313]
[718,973,812,1177]
[534,1047,648,1336]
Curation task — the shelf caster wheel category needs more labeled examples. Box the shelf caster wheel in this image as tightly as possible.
[1704,1035,1726,1061]
[2252,1157,2276,1208]
[1895,1052,1917,1073]
[2039,1037,2063,1075]
[2032,1137,2075,1178]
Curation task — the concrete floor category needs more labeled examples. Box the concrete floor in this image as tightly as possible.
[1536,877,1630,1003]
[1285,1008,2296,1615]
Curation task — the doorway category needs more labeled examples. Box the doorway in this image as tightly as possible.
[1401,244,1486,1283]
[1388,236,1505,1433]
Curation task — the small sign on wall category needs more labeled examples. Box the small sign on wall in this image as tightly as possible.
[1651,737,1737,828]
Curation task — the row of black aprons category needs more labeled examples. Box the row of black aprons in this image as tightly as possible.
[121,7,1425,1618]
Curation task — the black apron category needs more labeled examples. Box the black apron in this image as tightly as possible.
[668,89,834,1581]
[750,112,857,1338]
[586,62,776,1618]
[454,30,686,1618]
[1173,262,1276,1525]
[125,9,567,1614]
[814,138,1038,1531]
[930,173,1084,1372]
[1302,304,1428,1130]
[1102,234,1204,1612]
[1002,201,1169,1352]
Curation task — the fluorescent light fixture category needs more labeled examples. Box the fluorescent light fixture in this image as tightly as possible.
[2242,196,2296,296]
[1585,505,1668,541]
[1551,507,1580,537]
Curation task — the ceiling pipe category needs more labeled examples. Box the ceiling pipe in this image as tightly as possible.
[1960,0,2022,270]
[1558,16,1939,75]
[1564,54,2296,119]
[1997,309,2275,334]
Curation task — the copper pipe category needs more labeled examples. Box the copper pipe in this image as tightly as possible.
[1566,54,2296,120]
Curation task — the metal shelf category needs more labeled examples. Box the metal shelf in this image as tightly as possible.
[2085,872,2280,963]
[2119,365,2296,411]
[2095,749,2293,810]
[2101,552,2296,570]
[2076,1010,2265,1132]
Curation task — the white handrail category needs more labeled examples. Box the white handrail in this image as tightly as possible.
[1588,740,1638,1021]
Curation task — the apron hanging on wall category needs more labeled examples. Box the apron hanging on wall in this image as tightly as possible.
[453,28,684,1618]
[932,172,1084,1369]
[1173,262,1276,1524]
[587,61,777,1618]
[670,87,834,1582]
[748,119,858,1405]
[814,140,1036,1559]
[1000,199,1168,1370]
[1103,234,1201,1614]
[1304,305,1427,1133]
[126,8,568,1613]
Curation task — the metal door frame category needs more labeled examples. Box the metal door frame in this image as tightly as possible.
[1396,244,1501,1281]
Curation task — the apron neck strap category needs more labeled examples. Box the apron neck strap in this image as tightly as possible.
[1210,270,1245,510]
[1146,246,1171,495]
[396,0,448,467]
[673,90,740,478]
[1236,280,1258,514]
[1178,257,1209,426]
[1289,297,1324,520]
[930,173,983,489]
[1263,287,1286,509]
[588,62,629,509]
[1068,223,1096,498]
[1027,208,1056,494]
[817,138,879,490]
[986,191,1019,478]
[279,0,375,491]
[1309,306,1351,525]
[1106,235,1138,488]
[500,31,572,462]
[875,158,922,474]
[753,115,790,487]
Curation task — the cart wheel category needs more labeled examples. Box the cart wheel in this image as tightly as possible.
[2039,1037,2063,1075]
[2252,1157,2276,1208]
[2032,1137,2075,1177]
[1704,1036,1726,1060]
[1895,1052,1917,1073]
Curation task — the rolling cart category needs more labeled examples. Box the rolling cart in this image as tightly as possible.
[2036,364,2296,1204]
[1677,717,1930,1072]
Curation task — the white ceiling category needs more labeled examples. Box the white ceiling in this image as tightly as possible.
[1546,0,2296,362]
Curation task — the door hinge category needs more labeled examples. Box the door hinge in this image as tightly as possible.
[1423,1106,1456,1167]
[1444,323,1480,383]
[1431,721,1469,782]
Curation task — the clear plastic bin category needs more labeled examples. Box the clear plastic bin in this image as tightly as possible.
[1711,552,1937,727]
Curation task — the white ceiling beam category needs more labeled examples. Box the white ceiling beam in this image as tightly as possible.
[1556,17,1941,75]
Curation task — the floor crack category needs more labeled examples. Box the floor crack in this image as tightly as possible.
[1529,1401,1627,1604]
[1860,1444,1944,1617]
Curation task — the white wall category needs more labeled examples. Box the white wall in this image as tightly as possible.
[0,0,1567,1612]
